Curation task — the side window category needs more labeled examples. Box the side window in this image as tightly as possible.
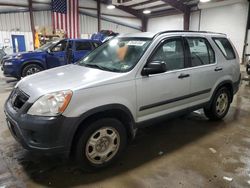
[213,38,236,60]
[93,42,101,49]
[151,38,185,71]
[51,41,67,52]
[75,42,92,51]
[186,37,215,67]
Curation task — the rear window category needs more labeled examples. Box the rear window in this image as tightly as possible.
[213,38,236,60]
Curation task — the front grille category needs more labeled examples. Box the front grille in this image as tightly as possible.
[10,88,29,110]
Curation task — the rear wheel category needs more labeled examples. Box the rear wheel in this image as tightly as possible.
[75,118,127,170]
[22,64,43,77]
[204,87,231,120]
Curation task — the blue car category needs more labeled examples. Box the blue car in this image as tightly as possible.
[1,39,101,78]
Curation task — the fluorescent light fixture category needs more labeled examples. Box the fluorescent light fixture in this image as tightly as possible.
[143,9,151,14]
[107,4,115,9]
[200,0,211,2]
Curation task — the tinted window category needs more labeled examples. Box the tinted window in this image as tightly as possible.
[187,38,215,67]
[151,38,184,71]
[51,40,67,52]
[213,38,236,60]
[75,42,92,51]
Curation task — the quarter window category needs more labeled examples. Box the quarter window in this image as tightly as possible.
[75,42,92,51]
[186,38,215,67]
[151,38,185,71]
[213,38,236,60]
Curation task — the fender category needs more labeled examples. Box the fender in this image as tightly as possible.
[208,80,234,107]
[21,60,46,69]
[68,104,136,150]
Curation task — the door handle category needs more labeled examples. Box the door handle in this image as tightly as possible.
[178,73,190,79]
[214,67,223,71]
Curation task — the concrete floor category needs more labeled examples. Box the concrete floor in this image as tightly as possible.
[0,71,250,188]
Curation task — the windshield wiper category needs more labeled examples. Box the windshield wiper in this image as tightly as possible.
[84,63,110,71]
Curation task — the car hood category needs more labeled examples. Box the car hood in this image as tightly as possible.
[5,51,45,59]
[16,64,127,102]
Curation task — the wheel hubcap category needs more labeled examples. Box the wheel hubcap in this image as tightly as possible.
[215,93,228,116]
[26,67,40,75]
[85,127,120,165]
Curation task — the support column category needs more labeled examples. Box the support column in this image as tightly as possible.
[97,0,101,32]
[141,16,148,32]
[28,0,35,47]
[183,10,190,31]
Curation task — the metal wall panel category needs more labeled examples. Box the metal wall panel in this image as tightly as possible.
[101,20,139,34]
[0,12,31,32]
[80,14,98,35]
[33,10,52,28]
[79,14,139,36]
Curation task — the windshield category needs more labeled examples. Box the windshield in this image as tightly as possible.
[35,40,60,51]
[78,37,151,72]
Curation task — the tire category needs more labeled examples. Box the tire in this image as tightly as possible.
[204,87,231,120]
[75,118,127,171]
[22,64,43,77]
[246,63,250,75]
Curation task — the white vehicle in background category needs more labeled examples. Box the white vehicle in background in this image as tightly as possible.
[4,31,240,170]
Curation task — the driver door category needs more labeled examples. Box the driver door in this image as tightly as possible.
[46,40,67,68]
[136,37,191,122]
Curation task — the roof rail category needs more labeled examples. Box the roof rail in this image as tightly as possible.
[153,30,226,39]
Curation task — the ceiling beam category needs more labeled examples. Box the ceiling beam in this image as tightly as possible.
[0,3,28,8]
[161,0,189,13]
[116,5,143,18]
[149,8,181,18]
[129,0,162,8]
[134,3,171,10]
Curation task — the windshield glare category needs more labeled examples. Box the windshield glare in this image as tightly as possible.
[78,37,151,72]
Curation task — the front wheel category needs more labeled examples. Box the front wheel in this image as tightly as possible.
[204,87,231,120]
[22,64,43,77]
[75,118,127,170]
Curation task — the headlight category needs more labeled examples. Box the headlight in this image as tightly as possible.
[13,54,22,59]
[4,62,13,66]
[27,90,73,116]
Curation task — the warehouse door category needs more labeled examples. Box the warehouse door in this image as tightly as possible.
[11,35,26,53]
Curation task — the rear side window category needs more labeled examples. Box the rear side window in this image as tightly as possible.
[75,42,92,51]
[186,37,215,67]
[213,38,236,60]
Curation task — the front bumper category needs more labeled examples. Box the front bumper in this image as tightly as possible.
[4,95,80,155]
[2,59,21,78]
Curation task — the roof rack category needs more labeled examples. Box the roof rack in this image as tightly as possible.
[153,30,226,39]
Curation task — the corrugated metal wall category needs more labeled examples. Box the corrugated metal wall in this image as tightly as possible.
[79,14,139,35]
[33,10,52,28]
[80,14,98,35]
[101,19,139,34]
[0,12,31,32]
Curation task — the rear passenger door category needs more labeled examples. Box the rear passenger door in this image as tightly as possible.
[184,37,221,107]
[73,41,92,62]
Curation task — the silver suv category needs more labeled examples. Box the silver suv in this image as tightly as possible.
[4,31,241,170]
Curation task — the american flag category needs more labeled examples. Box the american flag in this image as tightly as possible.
[52,0,79,38]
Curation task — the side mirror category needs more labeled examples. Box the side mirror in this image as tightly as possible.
[141,60,167,76]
